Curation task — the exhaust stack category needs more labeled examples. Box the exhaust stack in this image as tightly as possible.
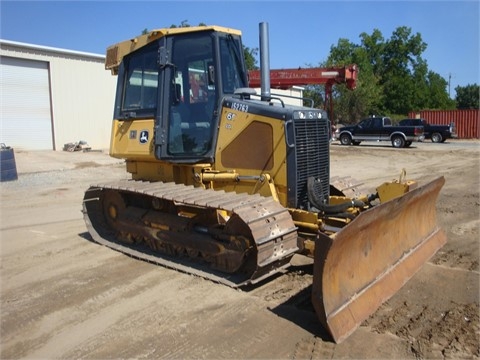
[259,22,271,101]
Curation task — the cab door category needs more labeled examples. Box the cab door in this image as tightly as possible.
[354,118,374,141]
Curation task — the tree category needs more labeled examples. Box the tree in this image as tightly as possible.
[381,27,427,114]
[455,84,480,109]
[359,29,385,75]
[326,37,384,122]
[170,20,191,28]
[424,71,456,109]
[244,46,258,70]
[327,27,453,121]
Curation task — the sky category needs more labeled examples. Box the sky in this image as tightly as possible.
[1,1,479,98]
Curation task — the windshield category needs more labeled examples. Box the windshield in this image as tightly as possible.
[219,35,248,94]
[165,32,247,157]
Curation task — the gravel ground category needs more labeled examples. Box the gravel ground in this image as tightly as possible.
[1,140,479,359]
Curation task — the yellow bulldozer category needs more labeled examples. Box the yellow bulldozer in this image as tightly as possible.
[83,23,446,343]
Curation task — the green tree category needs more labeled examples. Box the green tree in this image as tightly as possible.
[381,27,427,114]
[326,37,383,122]
[359,29,385,75]
[170,20,191,28]
[455,84,480,109]
[327,26,453,121]
[244,46,258,70]
[302,85,325,109]
[425,71,456,109]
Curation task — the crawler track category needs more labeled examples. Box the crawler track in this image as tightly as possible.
[83,180,299,287]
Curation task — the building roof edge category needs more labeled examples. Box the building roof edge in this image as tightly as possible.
[0,39,105,59]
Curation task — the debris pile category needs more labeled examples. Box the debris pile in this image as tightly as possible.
[63,141,91,152]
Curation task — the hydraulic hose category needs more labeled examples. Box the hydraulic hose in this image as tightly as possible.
[307,177,365,214]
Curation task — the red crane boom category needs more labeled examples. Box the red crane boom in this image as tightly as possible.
[248,65,358,119]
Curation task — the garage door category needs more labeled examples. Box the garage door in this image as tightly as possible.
[0,56,53,150]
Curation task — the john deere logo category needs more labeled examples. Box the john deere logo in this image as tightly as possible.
[139,130,149,144]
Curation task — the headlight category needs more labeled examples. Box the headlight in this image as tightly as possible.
[294,110,322,120]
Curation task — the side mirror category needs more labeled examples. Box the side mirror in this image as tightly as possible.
[158,46,169,67]
[172,83,182,104]
[208,64,215,86]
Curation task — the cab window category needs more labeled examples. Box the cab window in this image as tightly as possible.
[122,46,158,114]
[219,36,247,94]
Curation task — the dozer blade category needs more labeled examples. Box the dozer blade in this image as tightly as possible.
[312,176,446,343]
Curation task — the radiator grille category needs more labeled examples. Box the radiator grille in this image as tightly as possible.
[293,119,330,209]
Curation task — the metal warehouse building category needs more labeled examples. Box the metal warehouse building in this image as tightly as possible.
[0,39,117,150]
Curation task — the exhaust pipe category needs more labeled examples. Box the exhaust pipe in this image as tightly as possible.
[259,22,271,101]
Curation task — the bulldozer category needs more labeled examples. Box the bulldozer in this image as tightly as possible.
[83,22,446,343]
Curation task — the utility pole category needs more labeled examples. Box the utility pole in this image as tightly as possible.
[448,73,452,97]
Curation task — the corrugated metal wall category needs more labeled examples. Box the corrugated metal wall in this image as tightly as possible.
[408,109,480,139]
[0,40,117,150]
[48,53,117,150]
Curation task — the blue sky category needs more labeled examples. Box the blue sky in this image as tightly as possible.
[1,1,479,97]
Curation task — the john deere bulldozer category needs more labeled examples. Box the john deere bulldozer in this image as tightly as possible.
[83,23,446,343]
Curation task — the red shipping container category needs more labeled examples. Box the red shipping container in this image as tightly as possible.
[408,110,480,139]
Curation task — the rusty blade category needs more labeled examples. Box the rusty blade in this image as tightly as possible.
[312,176,446,343]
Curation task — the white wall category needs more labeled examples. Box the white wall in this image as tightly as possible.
[48,55,117,150]
[0,40,117,150]
[256,87,304,106]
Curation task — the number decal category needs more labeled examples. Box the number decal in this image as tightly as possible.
[231,102,248,112]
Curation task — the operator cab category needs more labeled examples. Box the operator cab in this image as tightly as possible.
[113,27,248,163]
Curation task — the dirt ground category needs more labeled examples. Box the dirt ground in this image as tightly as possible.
[1,139,479,359]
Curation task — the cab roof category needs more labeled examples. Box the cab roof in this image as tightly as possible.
[105,25,242,74]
